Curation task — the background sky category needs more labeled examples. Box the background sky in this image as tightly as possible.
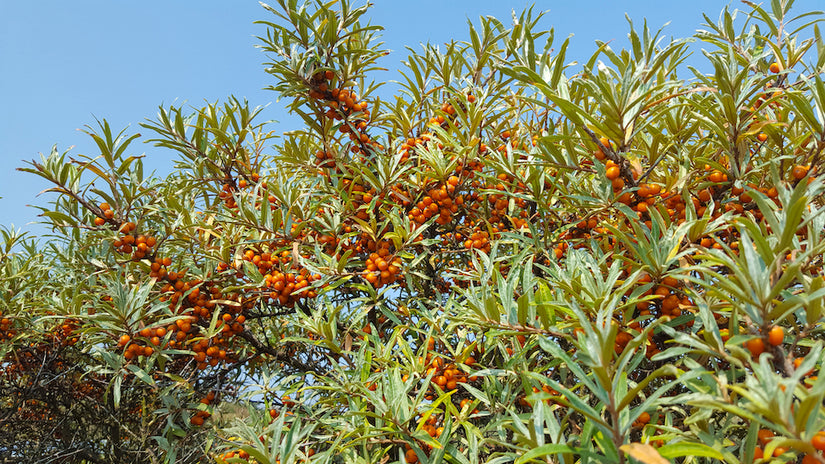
[2,1,823,238]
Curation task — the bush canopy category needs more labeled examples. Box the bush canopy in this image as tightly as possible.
[3,1,825,463]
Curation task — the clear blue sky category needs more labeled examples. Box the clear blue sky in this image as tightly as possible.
[2,1,823,237]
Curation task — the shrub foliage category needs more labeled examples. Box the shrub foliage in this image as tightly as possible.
[3,1,825,463]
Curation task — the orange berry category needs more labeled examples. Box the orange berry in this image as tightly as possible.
[769,62,780,73]
[746,337,765,357]
[768,326,784,346]
[813,431,825,451]
[757,428,774,446]
[792,165,809,180]
[605,166,621,180]
[803,453,819,464]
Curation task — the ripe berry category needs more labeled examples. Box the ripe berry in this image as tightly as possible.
[746,337,765,357]
[757,428,774,446]
[792,165,809,180]
[812,431,825,451]
[768,326,784,346]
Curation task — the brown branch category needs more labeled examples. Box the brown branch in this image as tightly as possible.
[236,328,326,375]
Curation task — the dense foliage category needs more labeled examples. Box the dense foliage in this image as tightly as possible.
[3,1,825,463]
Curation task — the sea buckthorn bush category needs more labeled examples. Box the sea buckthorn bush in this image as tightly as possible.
[3,1,825,463]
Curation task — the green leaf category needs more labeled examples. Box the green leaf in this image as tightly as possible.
[657,442,725,460]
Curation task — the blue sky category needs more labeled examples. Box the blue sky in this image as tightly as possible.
[2,1,823,237]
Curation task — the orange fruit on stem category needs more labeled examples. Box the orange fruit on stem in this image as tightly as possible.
[746,337,765,357]
[757,428,774,446]
[792,165,809,180]
[768,326,784,346]
[812,431,825,451]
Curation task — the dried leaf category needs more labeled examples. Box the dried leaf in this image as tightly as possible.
[621,443,670,464]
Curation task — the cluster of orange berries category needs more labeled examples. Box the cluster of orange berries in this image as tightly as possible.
[14,399,53,422]
[592,137,627,193]
[159,271,202,307]
[753,429,790,460]
[93,202,116,226]
[216,403,314,462]
[218,449,251,462]
[111,222,156,260]
[348,182,378,221]
[398,414,446,463]
[117,323,187,361]
[629,182,664,220]
[363,248,403,288]
[428,101,458,128]
[314,149,335,168]
[414,342,478,400]
[398,134,431,163]
[462,229,491,253]
[552,216,610,260]
[484,173,531,226]
[116,297,243,370]
[744,325,785,358]
[632,411,652,428]
[751,428,825,463]
[219,444,313,464]
[316,233,338,254]
[457,157,485,177]
[264,269,320,306]
[0,313,15,340]
[190,334,236,370]
[218,173,264,209]
[428,356,473,393]
[53,318,80,346]
[149,256,173,279]
[637,275,691,319]
[189,391,218,426]
[306,71,379,153]
[189,408,211,426]
[185,286,225,321]
[218,182,238,209]
[118,333,157,360]
[408,177,463,225]
[321,75,371,117]
[627,273,695,357]
[237,173,259,189]
[241,247,294,273]
[604,159,628,191]
[517,384,559,408]
[232,242,325,307]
